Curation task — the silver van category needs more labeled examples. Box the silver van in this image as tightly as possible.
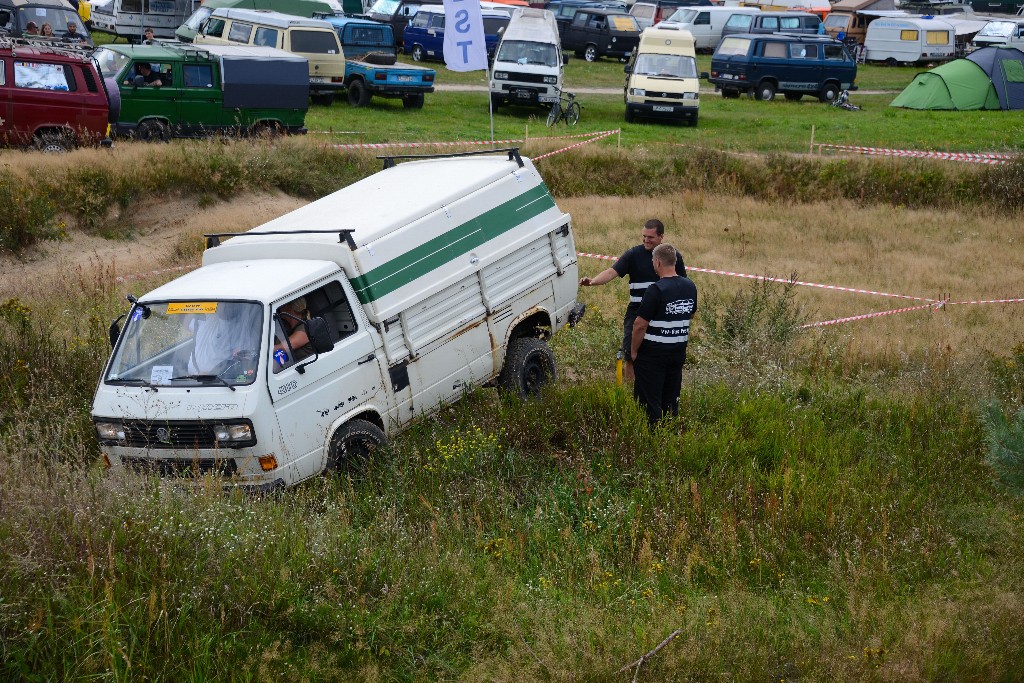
[721,11,820,39]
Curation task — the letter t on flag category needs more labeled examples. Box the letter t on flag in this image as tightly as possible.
[442,0,488,72]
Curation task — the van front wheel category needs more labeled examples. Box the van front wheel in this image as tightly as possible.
[499,337,556,399]
[818,82,839,103]
[327,419,386,474]
[584,45,598,62]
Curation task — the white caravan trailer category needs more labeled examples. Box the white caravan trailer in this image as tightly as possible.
[863,16,955,64]
[89,0,198,41]
[92,150,585,490]
[659,5,760,51]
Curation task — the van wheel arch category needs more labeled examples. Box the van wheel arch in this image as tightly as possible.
[326,414,386,473]
[507,309,554,344]
[33,128,76,153]
[136,118,171,142]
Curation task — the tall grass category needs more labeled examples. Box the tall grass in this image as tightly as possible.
[2,268,1023,681]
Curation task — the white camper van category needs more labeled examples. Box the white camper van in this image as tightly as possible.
[92,150,585,490]
[623,24,700,125]
[971,19,1024,50]
[90,0,198,41]
[490,7,564,108]
[863,17,955,64]
[659,6,760,51]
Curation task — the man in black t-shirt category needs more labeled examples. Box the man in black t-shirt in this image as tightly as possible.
[579,218,686,382]
[630,243,697,426]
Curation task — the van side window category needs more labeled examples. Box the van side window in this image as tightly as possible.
[254,27,278,47]
[779,17,801,30]
[900,29,918,41]
[272,281,358,373]
[572,12,587,26]
[228,21,253,43]
[0,63,5,86]
[183,64,214,88]
[291,30,339,54]
[762,41,787,58]
[761,17,779,30]
[789,43,817,59]
[14,61,76,91]
[204,18,225,38]
[695,12,710,25]
[411,12,429,28]
[429,14,445,29]
[824,44,846,61]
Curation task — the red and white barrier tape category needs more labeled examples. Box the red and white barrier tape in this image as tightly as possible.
[818,144,1018,165]
[946,297,1024,306]
[801,302,940,328]
[578,252,937,302]
[532,129,619,161]
[328,130,617,151]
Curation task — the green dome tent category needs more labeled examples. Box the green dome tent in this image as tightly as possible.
[890,59,1001,110]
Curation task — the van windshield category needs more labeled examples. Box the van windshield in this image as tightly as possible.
[15,7,92,43]
[716,37,750,56]
[977,21,1015,38]
[184,6,214,31]
[94,48,131,79]
[496,39,559,66]
[634,52,697,78]
[725,13,752,29]
[666,8,697,24]
[369,0,400,15]
[823,14,850,30]
[106,301,264,388]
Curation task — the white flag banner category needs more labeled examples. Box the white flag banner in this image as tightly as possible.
[442,0,488,72]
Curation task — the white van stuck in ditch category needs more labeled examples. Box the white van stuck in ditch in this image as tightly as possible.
[92,150,585,490]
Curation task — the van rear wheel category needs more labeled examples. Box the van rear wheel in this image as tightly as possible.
[499,337,556,399]
[327,419,386,474]
[347,80,371,107]
[34,131,74,153]
[753,81,776,101]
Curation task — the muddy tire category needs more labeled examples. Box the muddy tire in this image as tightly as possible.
[498,337,556,399]
[136,119,170,142]
[327,419,385,473]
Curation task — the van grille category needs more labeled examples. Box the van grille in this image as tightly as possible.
[121,456,238,478]
[644,90,687,99]
[501,71,549,84]
[121,420,219,449]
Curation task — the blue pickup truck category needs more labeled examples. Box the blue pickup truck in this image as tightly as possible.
[322,16,436,108]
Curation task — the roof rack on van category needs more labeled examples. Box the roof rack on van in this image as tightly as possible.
[204,229,358,250]
[377,147,524,170]
[0,36,92,59]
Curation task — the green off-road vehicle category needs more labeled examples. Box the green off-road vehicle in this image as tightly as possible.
[94,42,309,141]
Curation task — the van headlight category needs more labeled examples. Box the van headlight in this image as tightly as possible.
[683,92,698,100]
[493,71,508,80]
[543,75,557,84]
[630,88,646,96]
[213,422,254,445]
[95,422,126,442]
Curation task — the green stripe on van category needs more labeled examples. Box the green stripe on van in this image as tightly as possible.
[350,184,557,305]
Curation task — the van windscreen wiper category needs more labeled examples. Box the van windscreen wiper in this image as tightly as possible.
[171,374,237,392]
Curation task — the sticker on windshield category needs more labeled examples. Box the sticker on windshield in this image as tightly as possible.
[167,302,218,314]
[150,366,173,384]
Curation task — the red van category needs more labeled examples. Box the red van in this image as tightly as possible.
[0,38,115,151]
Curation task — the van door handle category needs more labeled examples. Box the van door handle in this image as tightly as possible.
[358,353,376,364]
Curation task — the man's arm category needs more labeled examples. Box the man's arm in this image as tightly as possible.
[579,267,619,287]
[630,316,649,362]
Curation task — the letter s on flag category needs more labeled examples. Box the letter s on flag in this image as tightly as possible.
[442,0,487,72]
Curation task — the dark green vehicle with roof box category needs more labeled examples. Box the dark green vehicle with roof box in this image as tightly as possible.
[94,42,309,140]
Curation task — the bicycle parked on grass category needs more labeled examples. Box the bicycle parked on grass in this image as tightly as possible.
[546,89,581,127]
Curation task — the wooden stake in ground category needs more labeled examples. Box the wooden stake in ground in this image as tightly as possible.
[617,628,683,681]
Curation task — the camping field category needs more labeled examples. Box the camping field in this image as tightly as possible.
[1,79,1024,682]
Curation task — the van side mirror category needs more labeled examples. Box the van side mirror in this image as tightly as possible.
[108,314,126,348]
[562,51,570,64]
[306,317,335,355]
[624,64,632,73]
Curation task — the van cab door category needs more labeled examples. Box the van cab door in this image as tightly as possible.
[691,10,711,47]
[176,60,223,134]
[425,13,445,58]
[268,277,389,473]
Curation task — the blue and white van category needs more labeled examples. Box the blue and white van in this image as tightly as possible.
[402,6,510,61]
[709,33,857,101]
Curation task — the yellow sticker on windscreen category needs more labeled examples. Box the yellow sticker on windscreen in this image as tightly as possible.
[167,302,218,314]
[612,16,637,31]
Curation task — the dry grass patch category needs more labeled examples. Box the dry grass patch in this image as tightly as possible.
[566,194,1024,359]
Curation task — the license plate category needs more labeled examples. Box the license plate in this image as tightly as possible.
[310,77,326,84]
[721,74,734,80]
[396,75,413,82]
[653,105,673,112]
